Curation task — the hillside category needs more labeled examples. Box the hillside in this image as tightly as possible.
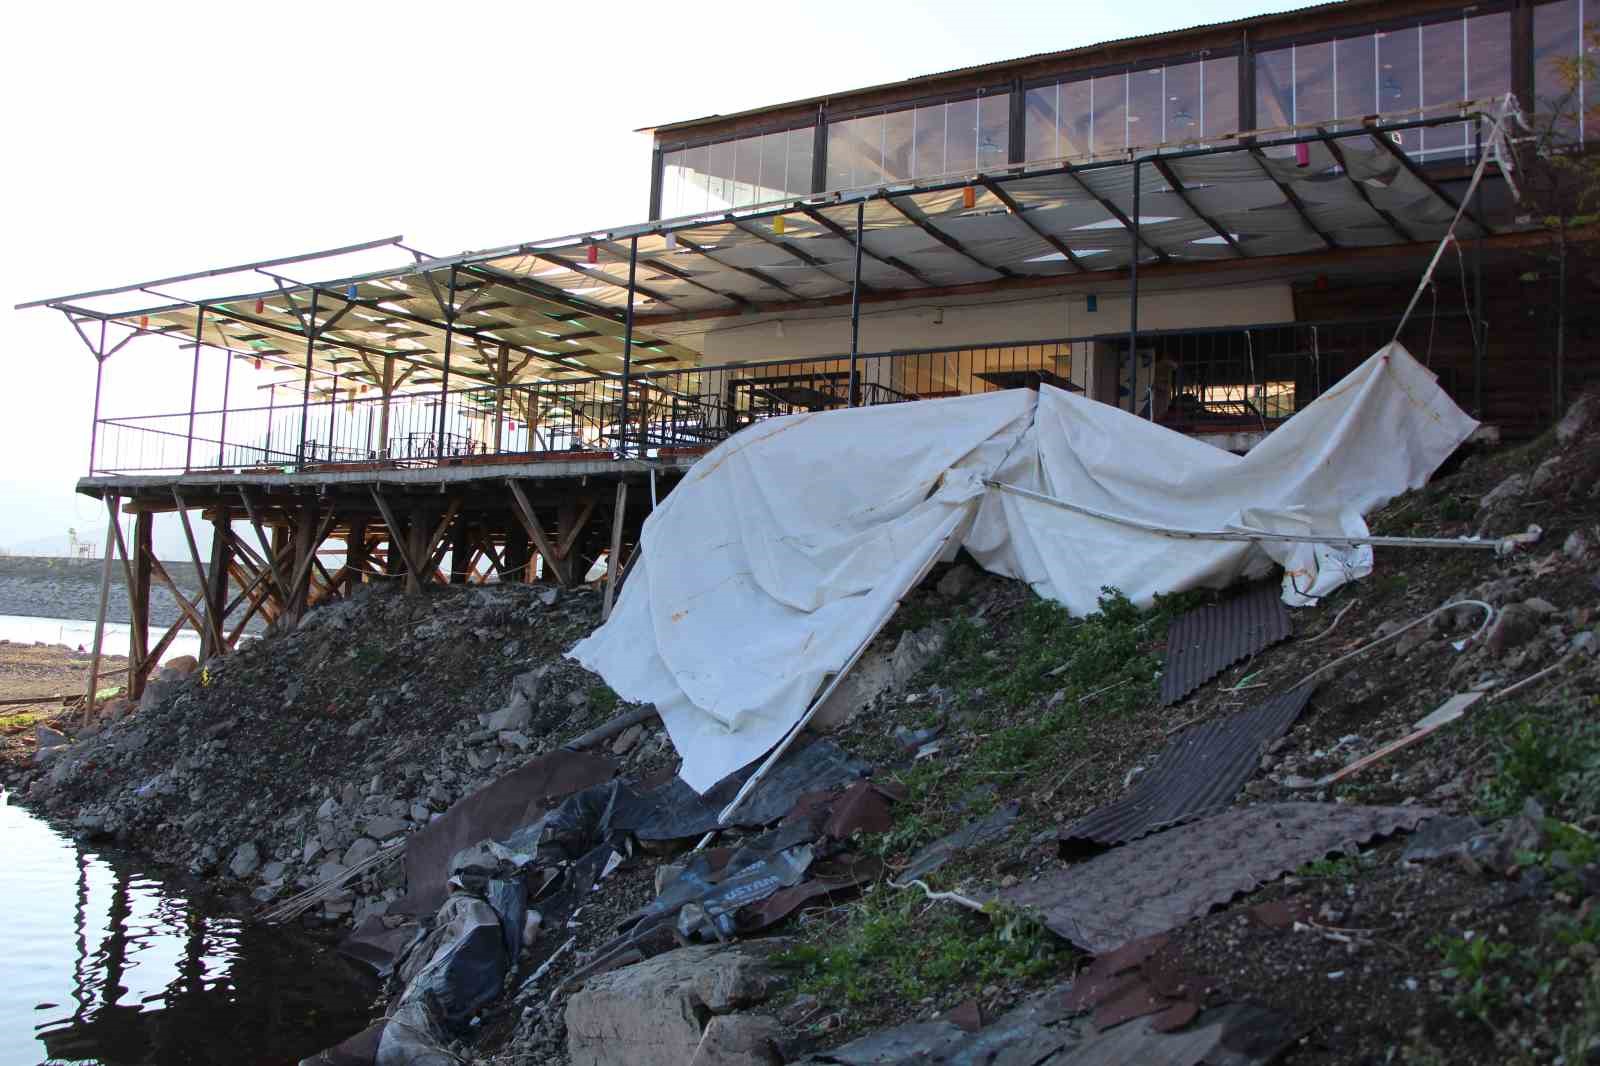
[3,390,1598,1066]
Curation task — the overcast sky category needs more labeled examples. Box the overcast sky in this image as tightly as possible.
[0,0,1308,558]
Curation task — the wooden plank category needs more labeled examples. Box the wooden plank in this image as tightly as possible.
[555,496,597,559]
[602,481,628,622]
[238,489,290,604]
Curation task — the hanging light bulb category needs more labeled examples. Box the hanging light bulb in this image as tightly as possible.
[664,232,678,251]
[139,315,149,330]
[255,297,265,314]
[586,244,599,264]
[962,186,977,210]
[772,215,786,235]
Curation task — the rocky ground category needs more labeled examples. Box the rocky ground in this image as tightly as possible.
[3,391,1599,1066]
[0,553,217,629]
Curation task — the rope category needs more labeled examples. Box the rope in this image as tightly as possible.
[1285,599,1494,695]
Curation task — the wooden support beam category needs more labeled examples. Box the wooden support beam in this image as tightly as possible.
[84,498,118,725]
[288,504,337,619]
[369,487,423,594]
[146,554,210,638]
[555,496,597,560]
[206,513,232,656]
[238,489,291,604]
[449,518,472,585]
[173,490,225,656]
[507,479,571,588]
[602,481,628,622]
[345,519,369,587]
[129,512,153,698]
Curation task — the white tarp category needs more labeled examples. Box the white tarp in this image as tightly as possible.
[572,342,1477,792]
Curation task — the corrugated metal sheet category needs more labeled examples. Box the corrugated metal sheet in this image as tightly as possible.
[1061,685,1316,848]
[1159,582,1292,706]
[1001,803,1435,954]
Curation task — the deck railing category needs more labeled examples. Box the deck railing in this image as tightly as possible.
[86,314,1464,476]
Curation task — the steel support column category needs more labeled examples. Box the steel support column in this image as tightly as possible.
[296,290,320,468]
[185,308,204,471]
[217,348,233,469]
[1128,161,1142,415]
[621,236,638,457]
[436,266,457,461]
[848,199,864,406]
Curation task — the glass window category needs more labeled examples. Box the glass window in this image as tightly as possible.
[658,126,815,218]
[1534,0,1587,142]
[883,107,915,181]
[1421,18,1467,160]
[914,102,948,178]
[1025,84,1059,161]
[1335,35,1376,123]
[1165,61,1202,139]
[945,97,979,173]
[1203,56,1239,141]
[1255,48,1293,128]
[978,92,1011,165]
[1294,40,1337,126]
[1127,67,1165,148]
[1093,73,1128,153]
[1063,79,1095,158]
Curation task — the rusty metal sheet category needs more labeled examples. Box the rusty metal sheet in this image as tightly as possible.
[1160,583,1291,706]
[1002,803,1435,954]
[1061,686,1315,848]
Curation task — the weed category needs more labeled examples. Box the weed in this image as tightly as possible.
[774,890,1063,1010]
[587,684,619,717]
[1556,973,1600,1066]
[1296,854,1372,880]
[1433,931,1515,1025]
[1475,710,1600,822]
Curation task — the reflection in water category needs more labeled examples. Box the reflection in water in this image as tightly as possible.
[1,792,376,1066]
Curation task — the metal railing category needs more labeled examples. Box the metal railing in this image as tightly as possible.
[86,315,1463,476]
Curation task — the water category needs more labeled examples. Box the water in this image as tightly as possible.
[0,791,378,1066]
[0,616,203,663]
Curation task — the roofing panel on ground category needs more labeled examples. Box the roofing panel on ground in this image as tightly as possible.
[1159,581,1293,706]
[1001,802,1436,953]
[1060,684,1317,848]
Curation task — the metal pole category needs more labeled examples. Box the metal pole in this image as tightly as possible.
[621,237,638,457]
[83,497,118,727]
[185,308,204,471]
[848,199,864,406]
[87,320,106,474]
[436,267,456,461]
[296,290,320,468]
[217,349,232,469]
[265,384,276,461]
[329,370,339,462]
[1128,161,1141,415]
[1472,122,1485,418]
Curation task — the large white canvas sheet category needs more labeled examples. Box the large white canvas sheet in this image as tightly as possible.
[571,343,1477,792]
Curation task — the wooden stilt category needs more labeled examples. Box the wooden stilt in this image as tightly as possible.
[239,489,290,607]
[370,487,423,593]
[507,479,571,589]
[129,511,153,698]
[602,481,628,621]
[345,519,369,586]
[449,517,472,584]
[205,513,231,657]
[83,498,119,726]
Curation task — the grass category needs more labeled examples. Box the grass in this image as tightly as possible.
[1472,701,1600,822]
[774,890,1063,1010]
[1433,931,1515,1025]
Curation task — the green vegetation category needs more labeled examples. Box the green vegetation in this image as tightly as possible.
[774,892,1061,1008]
[1295,853,1375,881]
[1473,704,1600,821]
[587,684,619,717]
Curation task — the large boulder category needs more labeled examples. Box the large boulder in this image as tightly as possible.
[565,941,789,1066]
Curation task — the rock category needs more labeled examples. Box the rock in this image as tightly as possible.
[1522,596,1559,617]
[1565,529,1592,561]
[1556,392,1595,444]
[365,816,408,841]
[315,860,348,884]
[1486,603,1541,658]
[410,803,431,823]
[1479,473,1528,513]
[164,654,199,676]
[259,860,287,883]
[612,723,644,755]
[498,730,533,752]
[1394,625,1429,658]
[317,796,340,820]
[566,941,789,1066]
[1529,456,1563,495]
[1572,631,1599,657]
[565,689,591,710]
[340,783,359,809]
[229,842,262,879]
[937,564,980,600]
[689,1014,781,1066]
[302,836,323,863]
[35,724,68,749]
[343,837,380,867]
[485,692,533,733]
[891,624,948,687]
[537,586,560,606]
[1402,816,1490,863]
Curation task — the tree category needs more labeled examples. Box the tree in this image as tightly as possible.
[1513,21,1600,413]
